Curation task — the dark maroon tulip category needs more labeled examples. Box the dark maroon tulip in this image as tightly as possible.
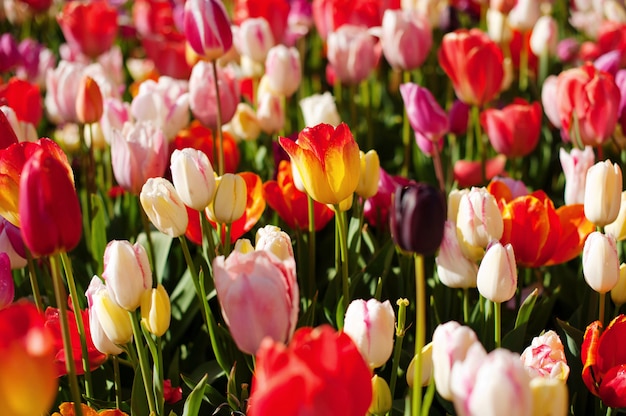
[390,182,446,255]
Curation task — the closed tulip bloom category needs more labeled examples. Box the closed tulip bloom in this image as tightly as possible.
[91,286,133,345]
[480,99,542,157]
[265,45,302,97]
[584,160,623,227]
[75,75,103,124]
[369,375,393,415]
[189,61,239,129]
[530,15,558,57]
[140,177,190,238]
[390,182,446,255]
[111,121,168,195]
[447,188,469,222]
[0,253,13,309]
[559,146,595,205]
[456,187,504,248]
[343,298,395,369]
[436,221,479,289]
[432,321,483,400]
[255,225,294,262]
[381,9,432,71]
[57,1,117,59]
[583,231,620,294]
[141,284,171,337]
[207,173,248,224]
[611,264,626,307]
[237,17,275,63]
[19,148,82,257]
[356,150,380,199]
[102,240,152,311]
[541,75,562,128]
[529,377,568,416]
[279,123,360,205]
[183,0,233,61]
[327,25,379,85]
[477,242,517,303]
[45,60,85,125]
[400,83,449,143]
[508,0,540,32]
[407,342,434,388]
[230,102,261,141]
[85,276,124,355]
[171,148,216,211]
[256,93,285,134]
[213,250,299,355]
[299,91,341,128]
[438,29,504,107]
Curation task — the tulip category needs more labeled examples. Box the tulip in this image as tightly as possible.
[110,121,168,195]
[582,315,626,407]
[453,155,507,188]
[480,99,542,158]
[529,377,568,416]
[356,150,380,199]
[230,102,261,141]
[438,29,504,107]
[213,250,299,355]
[380,9,432,71]
[44,60,85,124]
[237,17,275,63]
[584,160,623,227]
[140,177,190,238]
[369,375,393,415]
[407,342,433,388]
[57,1,118,59]
[171,148,217,211]
[233,0,290,45]
[477,241,517,303]
[183,0,233,61]
[141,284,171,337]
[436,221,479,289]
[75,75,104,125]
[0,34,19,73]
[19,148,82,257]
[100,98,131,145]
[520,330,570,381]
[541,75,562,128]
[0,253,14,309]
[448,100,470,136]
[343,298,395,369]
[390,182,446,255]
[611,264,626,307]
[85,276,124,355]
[0,106,23,147]
[530,15,558,57]
[556,62,621,146]
[248,325,372,416]
[447,189,469,222]
[583,231,620,294]
[207,173,247,224]
[256,93,285,134]
[264,45,302,97]
[431,321,483,400]
[508,0,540,32]
[363,167,411,231]
[279,123,360,205]
[400,83,449,144]
[91,286,133,345]
[188,61,239,129]
[0,302,58,416]
[456,187,503,248]
[327,25,379,85]
[559,146,595,205]
[299,91,341,128]
[451,348,533,416]
[102,240,153,311]
[255,225,294,262]
[0,216,26,269]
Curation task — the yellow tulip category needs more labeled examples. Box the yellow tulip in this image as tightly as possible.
[141,284,171,337]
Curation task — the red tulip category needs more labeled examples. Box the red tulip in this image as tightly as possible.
[248,325,373,416]
[438,29,504,107]
[0,77,42,126]
[480,99,542,157]
[582,315,626,408]
[234,0,290,44]
[183,0,233,61]
[0,110,19,149]
[312,0,400,40]
[57,0,118,59]
[263,160,335,231]
[453,155,507,188]
[19,147,82,256]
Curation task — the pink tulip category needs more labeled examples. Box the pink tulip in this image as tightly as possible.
[44,60,86,124]
[213,250,299,355]
[363,167,411,230]
[520,330,570,381]
[110,121,168,194]
[237,17,275,63]
[183,0,233,61]
[0,253,14,309]
[264,45,302,97]
[448,100,470,135]
[541,75,561,128]
[188,61,239,129]
[327,25,379,85]
[559,146,595,205]
[0,216,26,269]
[380,9,432,71]
[100,98,131,145]
[616,70,626,134]
[400,83,449,144]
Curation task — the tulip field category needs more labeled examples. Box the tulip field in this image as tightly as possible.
[2,0,626,415]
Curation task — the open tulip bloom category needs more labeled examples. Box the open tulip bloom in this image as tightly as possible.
[4,4,626,416]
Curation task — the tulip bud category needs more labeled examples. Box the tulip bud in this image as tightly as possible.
[170,148,216,211]
[584,160,623,227]
[343,298,395,369]
[255,225,294,262]
[85,276,124,355]
[256,93,285,135]
[406,342,433,388]
[230,102,261,141]
[355,150,380,199]
[369,375,393,415]
[559,146,595,205]
[611,264,626,307]
[390,182,446,255]
[436,221,479,289]
[75,75,103,124]
[92,287,133,345]
[207,173,247,224]
[264,45,301,97]
[529,377,568,416]
[237,17,275,63]
[183,0,233,61]
[299,92,341,128]
[583,231,620,294]
[102,240,153,311]
[141,284,171,337]
[140,177,190,238]
[447,188,469,222]
[477,241,518,303]
[530,15,558,57]
[0,253,14,309]
[233,238,254,254]
[456,187,504,248]
[605,191,626,241]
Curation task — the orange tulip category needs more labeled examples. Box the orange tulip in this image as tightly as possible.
[279,123,361,205]
[52,402,129,416]
[263,160,335,232]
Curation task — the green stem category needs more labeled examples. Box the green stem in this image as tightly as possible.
[600,292,606,326]
[463,288,470,324]
[129,311,158,415]
[307,194,316,301]
[211,60,225,176]
[223,223,232,256]
[412,254,426,416]
[401,71,412,177]
[60,252,93,399]
[200,211,216,269]
[472,105,486,183]
[431,141,446,193]
[519,32,529,92]
[50,255,84,416]
[361,79,373,150]
[334,207,350,315]
[494,300,502,348]
[25,249,44,313]
[387,299,409,416]
[139,200,157,278]
[420,374,436,416]
[113,356,122,409]
[141,322,164,415]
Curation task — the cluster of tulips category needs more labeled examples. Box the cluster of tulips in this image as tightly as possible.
[1,0,626,415]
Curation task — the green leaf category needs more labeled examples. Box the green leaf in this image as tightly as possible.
[136,231,173,284]
[514,288,539,329]
[182,373,208,416]
[131,365,150,416]
[90,193,108,275]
